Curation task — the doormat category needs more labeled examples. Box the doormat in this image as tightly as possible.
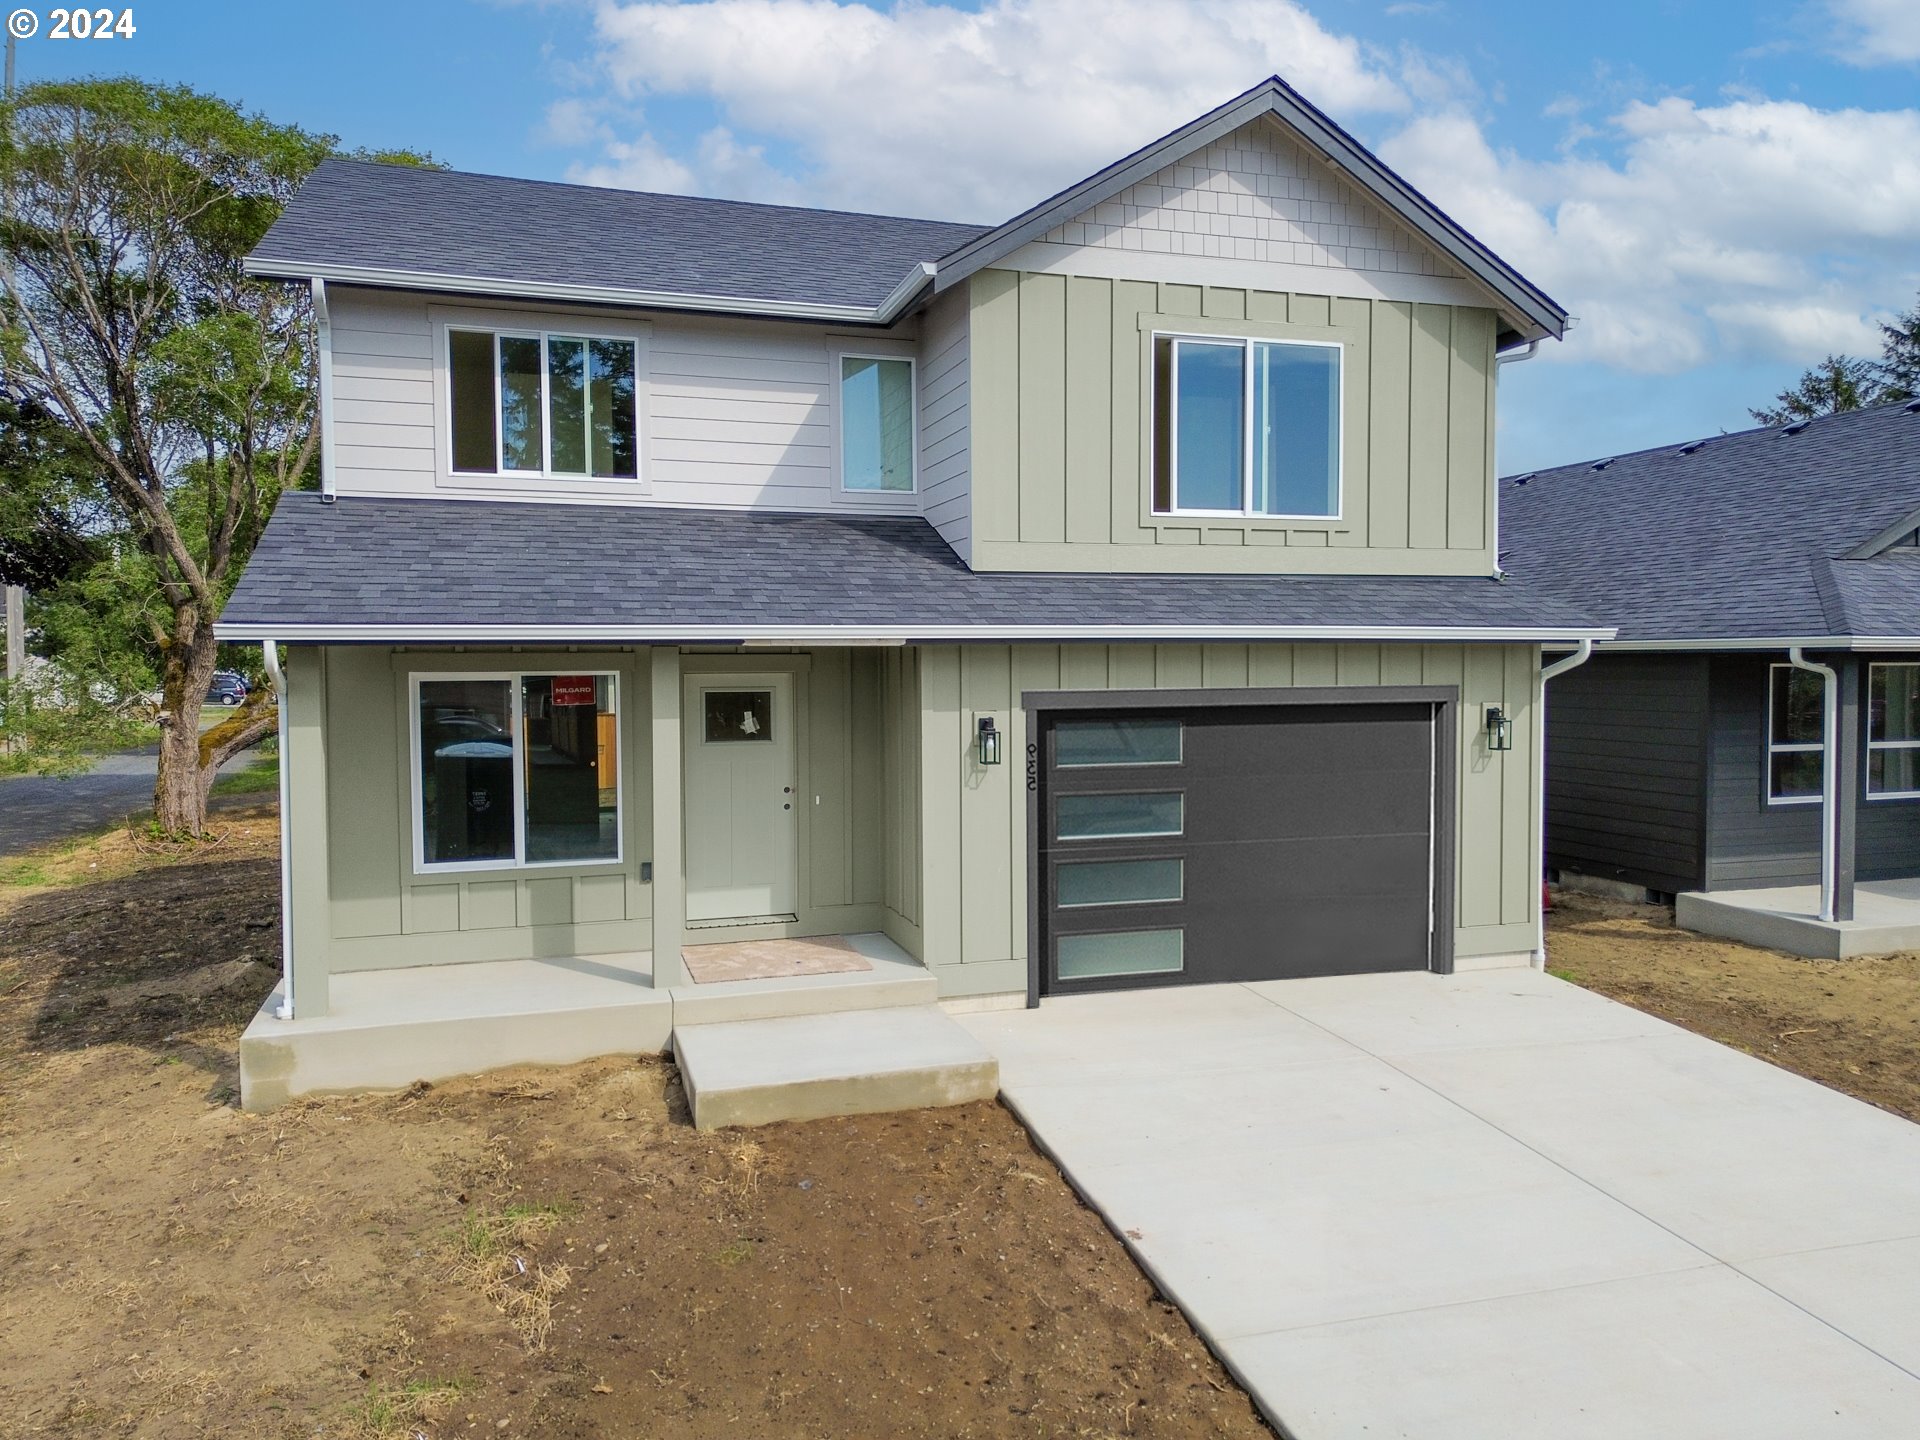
[680,934,874,984]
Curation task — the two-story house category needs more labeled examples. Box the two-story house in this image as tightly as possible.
[219,77,1609,1114]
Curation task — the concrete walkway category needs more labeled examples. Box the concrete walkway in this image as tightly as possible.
[957,970,1920,1439]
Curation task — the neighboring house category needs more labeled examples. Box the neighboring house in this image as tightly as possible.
[218,76,1608,1110]
[1501,400,1920,956]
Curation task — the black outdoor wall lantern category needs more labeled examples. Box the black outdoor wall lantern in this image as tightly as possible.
[977,715,1003,765]
[1485,705,1514,752]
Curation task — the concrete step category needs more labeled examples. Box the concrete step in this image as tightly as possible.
[672,1004,1000,1130]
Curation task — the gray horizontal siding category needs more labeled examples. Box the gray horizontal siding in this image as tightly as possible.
[1546,653,1708,894]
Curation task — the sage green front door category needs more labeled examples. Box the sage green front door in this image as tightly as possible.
[683,674,797,923]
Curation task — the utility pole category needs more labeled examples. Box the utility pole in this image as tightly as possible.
[3,27,23,686]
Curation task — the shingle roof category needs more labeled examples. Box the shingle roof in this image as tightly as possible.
[249,159,988,312]
[217,496,1604,643]
[1499,401,1920,644]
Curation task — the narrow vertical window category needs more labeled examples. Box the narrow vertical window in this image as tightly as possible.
[1251,341,1339,516]
[522,675,619,862]
[1170,339,1243,511]
[589,337,639,479]
[547,337,588,475]
[417,678,515,864]
[840,355,915,492]
[448,329,498,473]
[498,335,544,472]
[1868,663,1920,798]
[1767,664,1825,803]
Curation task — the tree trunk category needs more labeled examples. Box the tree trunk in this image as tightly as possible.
[153,610,222,836]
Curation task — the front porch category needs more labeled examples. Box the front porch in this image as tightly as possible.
[1677,880,1920,960]
[238,931,947,1110]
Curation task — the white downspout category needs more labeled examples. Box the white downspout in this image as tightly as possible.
[1491,339,1542,579]
[1788,647,1839,923]
[263,640,295,1019]
[311,277,337,504]
[1532,638,1594,968]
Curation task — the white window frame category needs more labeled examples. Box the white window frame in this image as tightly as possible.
[834,350,919,498]
[408,669,624,876]
[1766,662,1825,807]
[1152,330,1344,521]
[446,327,642,482]
[1867,661,1920,800]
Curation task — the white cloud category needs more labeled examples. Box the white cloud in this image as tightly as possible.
[573,0,1410,217]
[1380,98,1920,371]
[1825,0,1920,65]
[541,0,1920,380]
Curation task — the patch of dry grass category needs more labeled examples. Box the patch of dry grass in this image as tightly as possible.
[450,1202,575,1352]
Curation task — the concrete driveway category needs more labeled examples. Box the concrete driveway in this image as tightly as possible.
[957,970,1920,1439]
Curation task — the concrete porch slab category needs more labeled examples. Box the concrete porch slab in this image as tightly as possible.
[239,952,672,1111]
[240,933,936,1112]
[1678,878,1920,958]
[673,1004,998,1130]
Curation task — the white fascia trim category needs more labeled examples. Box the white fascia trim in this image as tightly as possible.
[216,621,1616,645]
[1589,636,1920,652]
[246,259,936,326]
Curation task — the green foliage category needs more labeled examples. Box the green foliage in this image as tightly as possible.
[0,392,99,590]
[0,666,150,776]
[1876,302,1920,403]
[1752,294,1920,424]
[1750,354,1883,426]
[0,78,422,830]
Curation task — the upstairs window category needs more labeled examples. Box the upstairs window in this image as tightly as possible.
[448,328,638,479]
[838,354,916,492]
[1767,664,1825,804]
[1152,335,1340,518]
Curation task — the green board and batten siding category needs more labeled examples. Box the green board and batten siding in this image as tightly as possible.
[286,639,1536,1011]
[966,269,1498,574]
[916,642,1543,999]
[291,646,921,989]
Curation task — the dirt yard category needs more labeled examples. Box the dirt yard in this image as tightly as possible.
[1545,888,1920,1123]
[0,806,1271,1440]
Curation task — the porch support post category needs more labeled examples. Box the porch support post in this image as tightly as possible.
[1834,655,1861,923]
[649,645,688,989]
[283,645,331,1017]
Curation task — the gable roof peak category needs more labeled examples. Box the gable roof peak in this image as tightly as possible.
[931,73,1567,346]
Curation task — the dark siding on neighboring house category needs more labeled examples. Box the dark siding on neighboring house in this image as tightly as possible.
[1704,655,1819,889]
[1546,653,1710,894]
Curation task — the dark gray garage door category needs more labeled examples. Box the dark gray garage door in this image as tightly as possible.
[1038,702,1437,994]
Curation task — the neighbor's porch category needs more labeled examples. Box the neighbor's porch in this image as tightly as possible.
[1678,880,1920,961]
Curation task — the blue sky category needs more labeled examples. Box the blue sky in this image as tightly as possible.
[16,0,1920,473]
